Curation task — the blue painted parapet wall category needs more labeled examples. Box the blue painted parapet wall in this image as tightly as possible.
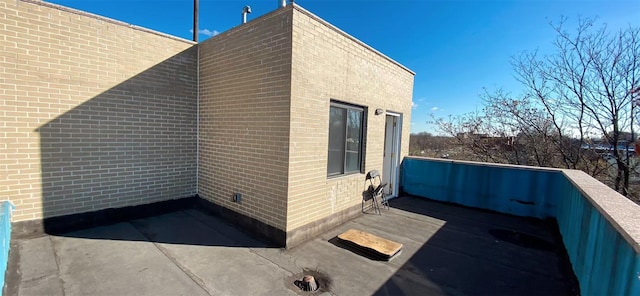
[0,201,14,293]
[557,171,640,295]
[401,157,561,218]
[401,157,640,295]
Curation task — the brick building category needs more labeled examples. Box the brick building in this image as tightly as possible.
[1,0,414,247]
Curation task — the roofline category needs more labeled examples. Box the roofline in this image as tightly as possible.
[292,4,415,76]
[25,0,196,45]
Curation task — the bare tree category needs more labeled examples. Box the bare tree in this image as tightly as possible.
[436,92,581,168]
[437,18,640,200]
[516,17,640,196]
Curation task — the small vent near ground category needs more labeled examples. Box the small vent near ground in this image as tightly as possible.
[295,275,318,292]
[287,268,331,294]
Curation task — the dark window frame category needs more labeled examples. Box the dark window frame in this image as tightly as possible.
[327,100,366,177]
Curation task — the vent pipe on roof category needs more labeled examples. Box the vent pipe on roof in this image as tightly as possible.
[193,0,199,42]
[241,5,252,24]
[279,0,286,8]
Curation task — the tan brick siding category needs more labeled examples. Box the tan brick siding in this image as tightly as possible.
[287,8,414,231]
[197,8,293,231]
[0,0,197,221]
[1,0,413,236]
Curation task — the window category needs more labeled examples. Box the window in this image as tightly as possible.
[327,101,365,176]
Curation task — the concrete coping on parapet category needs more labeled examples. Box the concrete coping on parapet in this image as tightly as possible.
[405,156,640,253]
[405,156,563,173]
[291,4,416,76]
[21,0,196,45]
[561,169,640,253]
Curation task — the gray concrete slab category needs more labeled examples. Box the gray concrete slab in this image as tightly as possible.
[16,275,63,296]
[10,236,64,296]
[129,211,297,296]
[15,237,59,282]
[52,222,209,296]
[6,196,577,296]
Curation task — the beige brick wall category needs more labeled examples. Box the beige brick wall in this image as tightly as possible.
[0,0,197,222]
[287,7,415,231]
[1,0,413,238]
[198,8,293,231]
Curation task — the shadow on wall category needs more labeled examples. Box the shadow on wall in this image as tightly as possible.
[34,48,198,235]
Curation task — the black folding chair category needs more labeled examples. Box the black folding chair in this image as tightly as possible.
[362,170,388,214]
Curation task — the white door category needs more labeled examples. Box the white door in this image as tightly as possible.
[382,113,401,198]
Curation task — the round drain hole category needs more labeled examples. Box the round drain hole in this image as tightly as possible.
[295,275,319,292]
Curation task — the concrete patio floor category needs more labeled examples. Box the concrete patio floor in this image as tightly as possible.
[5,196,578,296]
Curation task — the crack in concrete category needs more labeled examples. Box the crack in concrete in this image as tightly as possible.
[128,221,213,296]
[181,209,301,275]
[48,236,66,296]
[20,274,58,284]
[152,242,214,296]
[248,247,297,274]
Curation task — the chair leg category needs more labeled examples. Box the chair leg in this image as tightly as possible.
[381,195,390,210]
[372,195,381,215]
[363,198,376,214]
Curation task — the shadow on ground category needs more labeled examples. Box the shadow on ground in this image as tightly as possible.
[371,195,579,296]
[52,207,277,248]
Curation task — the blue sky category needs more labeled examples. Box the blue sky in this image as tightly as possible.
[48,0,640,134]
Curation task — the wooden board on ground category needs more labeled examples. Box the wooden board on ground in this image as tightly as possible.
[337,229,403,261]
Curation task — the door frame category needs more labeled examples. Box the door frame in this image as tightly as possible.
[382,111,402,199]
